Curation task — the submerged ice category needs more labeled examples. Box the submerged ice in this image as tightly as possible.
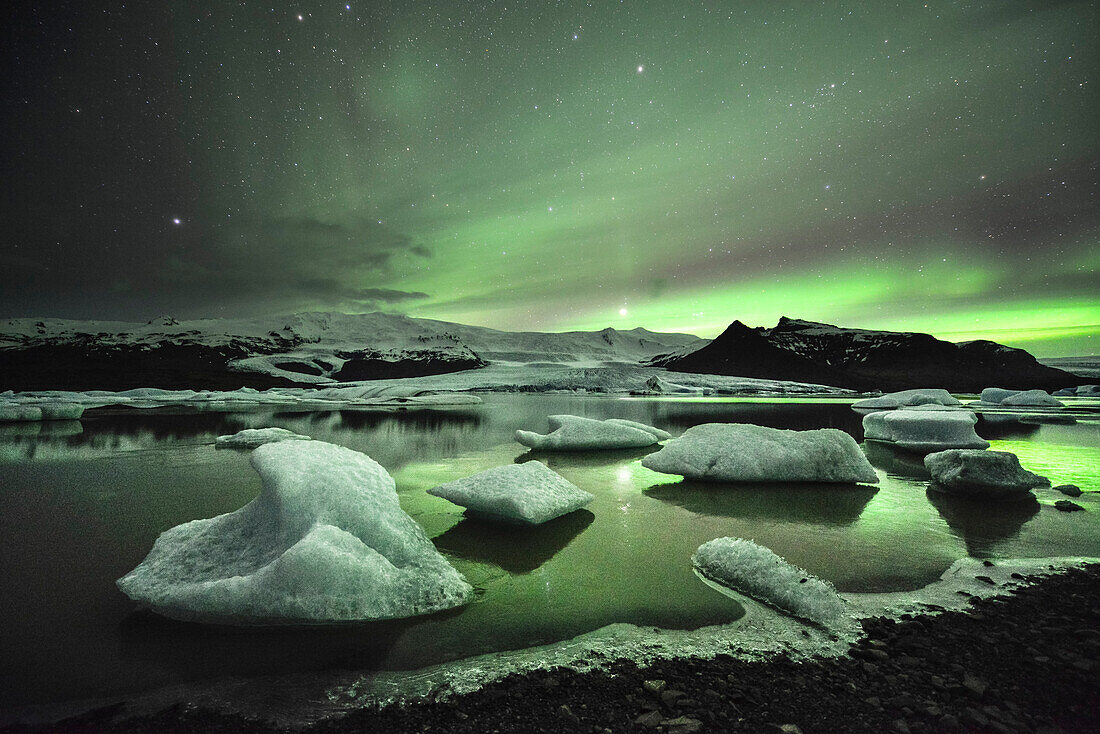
[116,441,472,624]
[693,537,847,624]
[428,461,594,525]
[641,423,879,484]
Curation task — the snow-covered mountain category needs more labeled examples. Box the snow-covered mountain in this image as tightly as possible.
[655,317,1082,392]
[0,312,707,391]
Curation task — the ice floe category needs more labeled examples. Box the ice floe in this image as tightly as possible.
[975,388,1064,408]
[515,414,664,450]
[427,461,594,525]
[851,388,961,410]
[925,449,1049,500]
[215,427,312,448]
[640,423,879,483]
[862,407,989,452]
[0,400,84,421]
[117,440,472,624]
[692,537,846,625]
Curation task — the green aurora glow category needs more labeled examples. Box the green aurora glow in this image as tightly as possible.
[3,1,1096,355]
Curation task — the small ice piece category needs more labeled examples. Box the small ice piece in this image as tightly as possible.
[692,537,846,624]
[0,404,44,422]
[427,461,594,525]
[925,449,1049,500]
[851,389,961,410]
[978,387,1020,405]
[1000,389,1064,408]
[641,423,879,484]
[644,375,704,395]
[216,427,312,448]
[603,418,672,441]
[515,414,661,450]
[117,441,472,624]
[862,407,989,452]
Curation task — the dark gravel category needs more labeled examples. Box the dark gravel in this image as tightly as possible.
[11,564,1100,734]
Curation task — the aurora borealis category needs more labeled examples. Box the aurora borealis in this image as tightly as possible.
[3,1,1096,355]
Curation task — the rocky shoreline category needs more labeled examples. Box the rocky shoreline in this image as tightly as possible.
[10,564,1100,734]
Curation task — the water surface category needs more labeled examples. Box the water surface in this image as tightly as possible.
[1,394,1097,713]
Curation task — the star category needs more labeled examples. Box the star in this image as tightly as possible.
[637,65,644,73]
[172,218,181,225]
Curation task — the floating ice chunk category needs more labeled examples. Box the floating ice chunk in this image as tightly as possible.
[692,537,846,624]
[215,427,312,448]
[427,461,594,525]
[515,414,661,450]
[0,403,43,422]
[641,423,879,483]
[644,375,704,395]
[862,408,988,452]
[603,418,672,441]
[925,449,1049,500]
[117,441,472,624]
[1000,389,1064,408]
[979,387,1020,405]
[1077,384,1100,396]
[851,389,961,410]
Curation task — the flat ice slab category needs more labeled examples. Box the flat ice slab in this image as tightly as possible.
[215,427,312,448]
[641,422,879,484]
[515,414,664,450]
[852,389,961,410]
[925,449,1049,500]
[693,537,846,624]
[117,441,472,624]
[862,407,989,452]
[428,461,594,525]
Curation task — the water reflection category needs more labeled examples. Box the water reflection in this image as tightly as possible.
[643,480,877,527]
[863,441,932,479]
[432,510,595,573]
[515,446,658,467]
[926,489,1040,558]
[976,414,1042,440]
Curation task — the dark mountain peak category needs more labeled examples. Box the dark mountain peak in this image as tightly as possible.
[661,317,1081,392]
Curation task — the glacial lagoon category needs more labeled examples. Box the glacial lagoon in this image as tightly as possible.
[1,394,1097,715]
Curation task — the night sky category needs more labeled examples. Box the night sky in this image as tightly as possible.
[2,1,1096,355]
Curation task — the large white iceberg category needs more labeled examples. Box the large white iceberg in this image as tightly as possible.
[515,414,664,450]
[641,423,879,484]
[862,407,989,452]
[851,389,961,410]
[427,461,594,525]
[215,427,312,448]
[693,537,846,624]
[925,449,1049,500]
[117,441,472,624]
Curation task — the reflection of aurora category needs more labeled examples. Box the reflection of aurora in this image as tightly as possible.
[987,438,1100,491]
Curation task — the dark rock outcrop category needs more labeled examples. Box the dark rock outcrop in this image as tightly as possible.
[656,317,1081,392]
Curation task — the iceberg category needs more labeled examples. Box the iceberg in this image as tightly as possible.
[515,414,663,450]
[862,407,989,452]
[603,418,672,441]
[692,537,846,624]
[0,401,83,421]
[117,441,472,624]
[925,449,1049,500]
[427,461,594,525]
[215,427,312,448]
[1000,389,1064,408]
[643,375,705,395]
[976,388,1064,407]
[851,389,961,410]
[641,423,879,484]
